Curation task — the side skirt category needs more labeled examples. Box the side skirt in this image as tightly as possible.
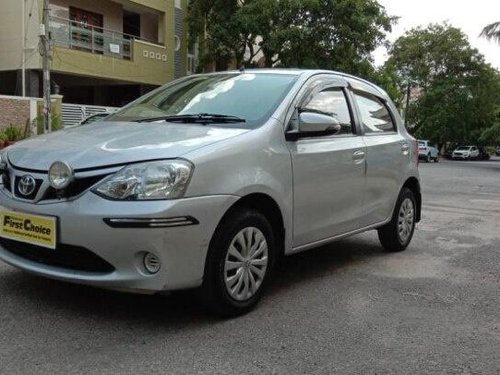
[286,219,391,255]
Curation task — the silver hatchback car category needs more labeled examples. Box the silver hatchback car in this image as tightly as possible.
[0,70,421,315]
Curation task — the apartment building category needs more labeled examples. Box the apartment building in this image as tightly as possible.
[0,0,195,106]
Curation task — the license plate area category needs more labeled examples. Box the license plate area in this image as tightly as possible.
[0,210,57,249]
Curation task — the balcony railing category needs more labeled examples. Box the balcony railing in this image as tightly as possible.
[50,17,143,60]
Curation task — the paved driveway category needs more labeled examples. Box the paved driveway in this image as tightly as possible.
[0,158,499,374]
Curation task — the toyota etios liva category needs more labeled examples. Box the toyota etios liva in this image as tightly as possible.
[0,70,421,316]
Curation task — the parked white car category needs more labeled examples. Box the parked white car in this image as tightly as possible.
[418,140,439,162]
[452,146,479,160]
[0,70,421,316]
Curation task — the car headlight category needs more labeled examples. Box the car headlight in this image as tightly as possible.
[93,159,193,200]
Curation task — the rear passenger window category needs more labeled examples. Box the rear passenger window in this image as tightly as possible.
[353,92,395,133]
[301,88,353,135]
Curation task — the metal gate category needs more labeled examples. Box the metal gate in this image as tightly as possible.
[61,104,118,127]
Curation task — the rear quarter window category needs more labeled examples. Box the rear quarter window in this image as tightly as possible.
[353,91,396,134]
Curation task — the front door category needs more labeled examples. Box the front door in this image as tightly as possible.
[288,83,366,247]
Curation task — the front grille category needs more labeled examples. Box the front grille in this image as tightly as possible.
[2,171,11,192]
[0,238,115,273]
[1,169,107,202]
[13,176,43,200]
[43,175,107,200]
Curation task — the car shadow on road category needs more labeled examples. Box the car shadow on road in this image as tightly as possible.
[1,235,385,326]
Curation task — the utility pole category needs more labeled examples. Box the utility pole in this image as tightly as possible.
[41,0,51,133]
[21,0,26,97]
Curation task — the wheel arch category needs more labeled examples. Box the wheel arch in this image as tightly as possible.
[218,193,286,258]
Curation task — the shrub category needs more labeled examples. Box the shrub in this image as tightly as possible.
[37,114,63,135]
[4,125,23,141]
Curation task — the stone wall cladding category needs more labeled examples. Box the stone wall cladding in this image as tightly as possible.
[0,97,30,130]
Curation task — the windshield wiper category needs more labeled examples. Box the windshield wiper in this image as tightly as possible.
[135,113,246,124]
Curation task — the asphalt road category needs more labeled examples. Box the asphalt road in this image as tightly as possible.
[1,158,499,374]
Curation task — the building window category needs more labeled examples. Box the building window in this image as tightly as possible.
[69,7,104,53]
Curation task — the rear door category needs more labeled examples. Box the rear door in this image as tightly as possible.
[349,88,408,226]
[287,77,366,247]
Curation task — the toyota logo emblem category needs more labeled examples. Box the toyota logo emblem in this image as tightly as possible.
[18,175,36,196]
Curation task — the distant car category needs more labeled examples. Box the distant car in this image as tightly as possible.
[452,146,480,160]
[418,140,439,162]
[496,147,500,156]
[79,113,111,125]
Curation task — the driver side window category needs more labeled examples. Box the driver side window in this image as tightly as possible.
[301,88,354,135]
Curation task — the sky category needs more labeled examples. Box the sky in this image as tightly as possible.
[373,0,500,70]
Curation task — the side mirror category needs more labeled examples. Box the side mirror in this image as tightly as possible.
[298,112,341,134]
[286,111,341,141]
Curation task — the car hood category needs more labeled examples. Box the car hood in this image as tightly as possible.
[6,121,249,171]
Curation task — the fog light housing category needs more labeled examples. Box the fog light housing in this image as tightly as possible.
[143,252,161,274]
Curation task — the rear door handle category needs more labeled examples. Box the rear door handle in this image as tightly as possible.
[401,143,410,155]
[352,150,365,163]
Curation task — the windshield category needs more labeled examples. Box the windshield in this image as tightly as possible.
[456,146,471,151]
[108,73,298,128]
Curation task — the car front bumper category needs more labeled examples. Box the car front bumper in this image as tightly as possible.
[0,190,239,293]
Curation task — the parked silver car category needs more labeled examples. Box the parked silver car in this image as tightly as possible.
[0,70,421,315]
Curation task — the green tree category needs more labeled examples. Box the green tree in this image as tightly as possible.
[237,0,394,75]
[188,0,394,75]
[481,21,500,44]
[385,24,500,146]
[187,0,242,70]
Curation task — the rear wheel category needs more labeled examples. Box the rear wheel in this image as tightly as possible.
[425,153,431,163]
[378,187,416,252]
[200,208,275,316]
[434,155,439,162]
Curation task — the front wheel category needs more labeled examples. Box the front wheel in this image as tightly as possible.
[378,187,416,252]
[200,208,275,316]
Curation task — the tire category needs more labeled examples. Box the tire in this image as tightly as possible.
[434,155,439,163]
[378,187,416,252]
[200,208,276,317]
[425,153,431,163]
